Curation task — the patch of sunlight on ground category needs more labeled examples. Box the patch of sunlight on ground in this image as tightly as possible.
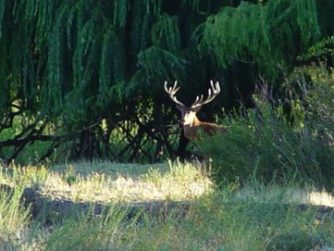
[39,160,213,203]
[2,161,334,208]
[288,189,334,208]
[235,185,334,208]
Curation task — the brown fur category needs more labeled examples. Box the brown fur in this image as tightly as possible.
[183,117,226,141]
[164,80,225,141]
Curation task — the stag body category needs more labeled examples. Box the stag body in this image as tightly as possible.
[184,120,224,140]
[164,80,226,141]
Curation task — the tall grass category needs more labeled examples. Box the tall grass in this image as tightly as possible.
[198,80,334,189]
[45,206,134,251]
[0,186,31,250]
[191,187,334,251]
[0,161,333,250]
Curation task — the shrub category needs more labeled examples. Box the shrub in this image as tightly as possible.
[198,81,334,189]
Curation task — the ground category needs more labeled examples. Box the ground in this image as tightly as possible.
[0,160,334,250]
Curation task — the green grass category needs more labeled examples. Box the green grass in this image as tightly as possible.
[0,161,333,250]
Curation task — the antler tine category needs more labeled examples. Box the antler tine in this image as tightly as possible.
[191,80,221,109]
[192,94,203,107]
[211,80,221,94]
[164,81,185,108]
[171,81,180,94]
[199,95,204,103]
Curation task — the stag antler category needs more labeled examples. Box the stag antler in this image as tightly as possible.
[164,81,185,108]
[191,80,220,110]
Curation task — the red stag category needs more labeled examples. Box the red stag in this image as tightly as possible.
[164,80,226,141]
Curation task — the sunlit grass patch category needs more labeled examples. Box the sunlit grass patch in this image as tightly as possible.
[22,160,213,203]
[141,160,213,200]
[233,183,334,208]
[289,189,334,208]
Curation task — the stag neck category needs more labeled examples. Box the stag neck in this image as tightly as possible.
[183,115,201,127]
[192,116,202,126]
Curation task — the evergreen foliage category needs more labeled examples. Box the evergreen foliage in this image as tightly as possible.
[200,0,320,81]
[0,0,332,164]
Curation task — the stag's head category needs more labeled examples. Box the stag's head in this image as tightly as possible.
[164,80,221,126]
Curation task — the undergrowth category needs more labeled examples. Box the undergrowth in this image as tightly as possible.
[198,68,334,190]
[0,162,333,250]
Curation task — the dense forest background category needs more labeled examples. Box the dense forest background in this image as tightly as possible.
[0,0,334,164]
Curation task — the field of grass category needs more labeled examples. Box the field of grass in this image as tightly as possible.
[0,160,334,250]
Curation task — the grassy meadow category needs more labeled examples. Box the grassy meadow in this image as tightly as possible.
[1,1,334,250]
[0,160,333,251]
